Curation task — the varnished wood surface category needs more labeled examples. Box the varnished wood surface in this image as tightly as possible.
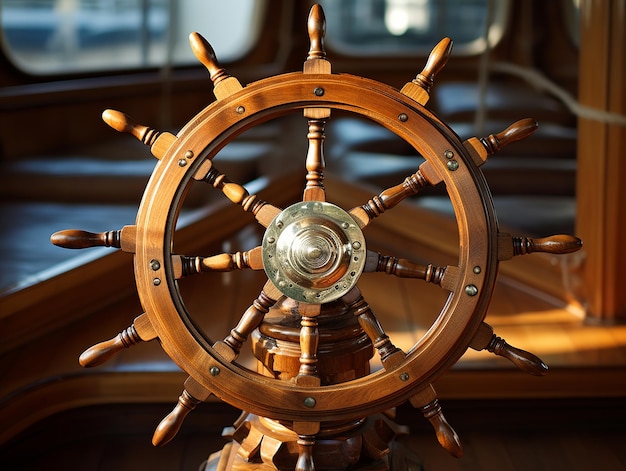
[0,0,620,468]
[1,174,624,446]
[576,0,626,322]
[38,20,584,456]
[1,209,625,444]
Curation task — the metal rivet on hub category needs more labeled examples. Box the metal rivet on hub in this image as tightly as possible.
[185,150,194,159]
[446,160,459,171]
[398,113,408,122]
[399,372,409,381]
[314,87,325,96]
[178,159,187,167]
[153,278,161,286]
[210,366,220,376]
[303,397,316,408]
[236,106,245,114]
[444,149,454,159]
[473,266,482,274]
[465,284,478,296]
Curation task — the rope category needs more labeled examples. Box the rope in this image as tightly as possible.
[490,61,626,127]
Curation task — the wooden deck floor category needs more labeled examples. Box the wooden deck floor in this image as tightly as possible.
[1,397,625,471]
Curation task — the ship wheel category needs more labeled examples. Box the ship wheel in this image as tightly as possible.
[52,4,582,470]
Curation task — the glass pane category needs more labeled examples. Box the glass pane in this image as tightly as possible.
[318,0,510,56]
[0,0,264,75]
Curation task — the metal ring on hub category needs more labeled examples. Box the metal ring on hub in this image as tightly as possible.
[262,201,367,303]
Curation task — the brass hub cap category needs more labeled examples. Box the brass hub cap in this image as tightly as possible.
[262,201,366,303]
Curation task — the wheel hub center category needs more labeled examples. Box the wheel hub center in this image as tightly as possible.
[262,201,366,303]
[289,226,340,274]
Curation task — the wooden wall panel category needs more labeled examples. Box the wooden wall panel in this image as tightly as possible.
[576,0,626,322]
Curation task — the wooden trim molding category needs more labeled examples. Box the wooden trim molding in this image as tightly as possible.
[576,0,626,322]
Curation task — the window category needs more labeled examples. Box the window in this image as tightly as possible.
[0,0,265,75]
[565,0,581,46]
[318,0,510,56]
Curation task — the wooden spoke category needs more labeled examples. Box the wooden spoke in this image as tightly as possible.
[172,247,263,278]
[50,225,136,253]
[463,118,538,166]
[401,37,453,105]
[305,4,328,65]
[302,118,327,202]
[213,280,282,362]
[303,3,331,118]
[295,303,322,387]
[498,233,583,261]
[189,31,243,100]
[302,4,330,202]
[78,313,156,367]
[408,385,462,458]
[152,377,212,447]
[470,322,548,376]
[295,434,316,471]
[342,287,405,369]
[364,251,450,285]
[101,109,176,159]
[349,167,433,228]
[293,421,321,471]
[194,160,281,227]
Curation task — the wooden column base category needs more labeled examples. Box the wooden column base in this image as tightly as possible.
[200,412,423,471]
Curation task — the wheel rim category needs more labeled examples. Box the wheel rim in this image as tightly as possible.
[133,73,499,422]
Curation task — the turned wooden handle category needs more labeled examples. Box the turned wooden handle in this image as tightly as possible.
[481,118,538,154]
[497,117,538,144]
[51,229,120,249]
[420,37,453,86]
[101,109,173,159]
[421,399,463,458]
[401,38,452,104]
[409,385,462,457]
[189,31,242,99]
[79,324,142,367]
[152,389,201,446]
[102,109,138,134]
[307,4,326,60]
[488,335,548,376]
[102,109,155,143]
[498,233,582,260]
[471,323,547,375]
[514,234,583,255]
[79,337,122,367]
[295,435,316,471]
[189,32,227,84]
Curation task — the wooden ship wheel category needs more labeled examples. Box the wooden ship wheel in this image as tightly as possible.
[51,5,582,470]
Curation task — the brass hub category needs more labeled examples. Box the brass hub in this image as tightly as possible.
[262,201,366,303]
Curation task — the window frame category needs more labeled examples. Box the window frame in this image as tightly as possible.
[318,0,511,58]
